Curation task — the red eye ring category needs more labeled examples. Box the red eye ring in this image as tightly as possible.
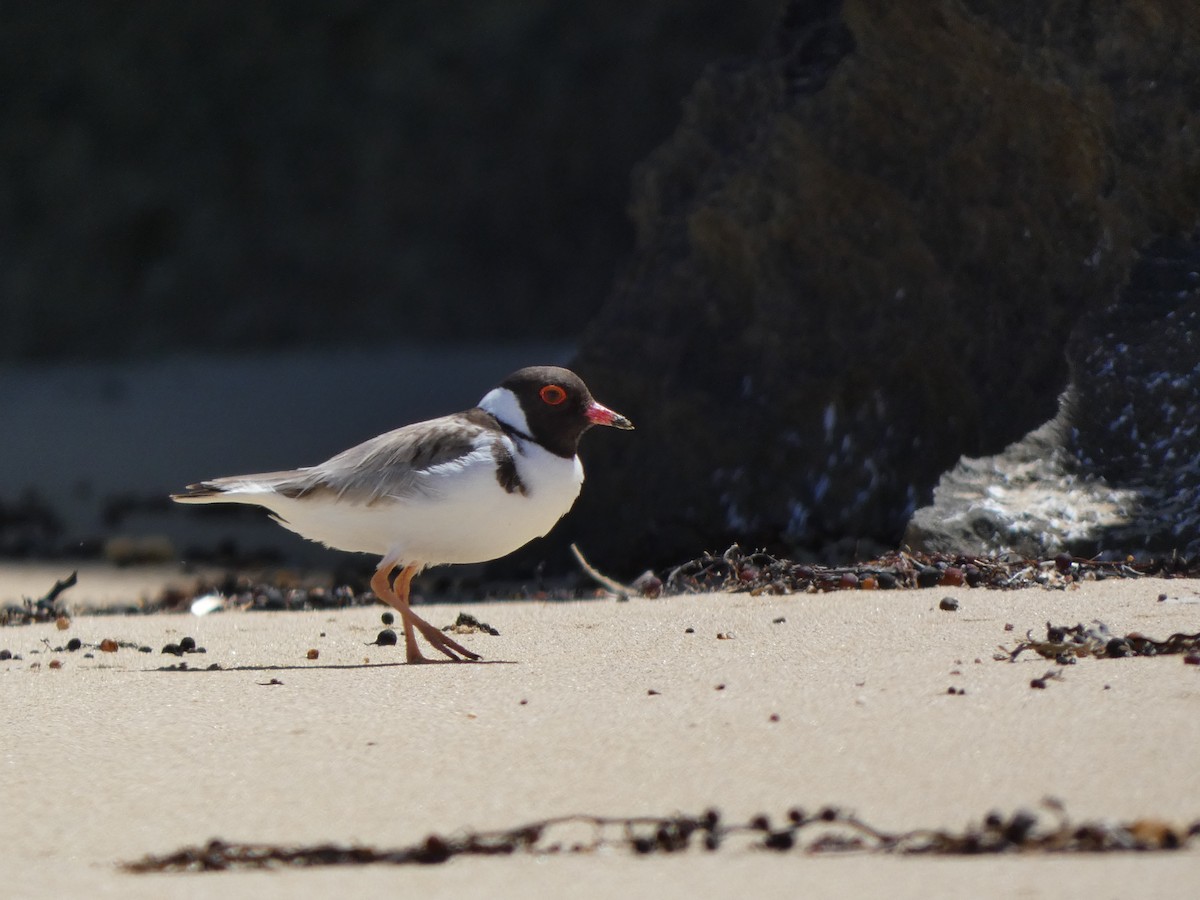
[540,384,567,405]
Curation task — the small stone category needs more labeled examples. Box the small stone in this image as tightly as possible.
[138,646,152,653]
[1158,593,1168,602]
[179,636,197,652]
[632,571,663,598]
[306,648,319,660]
[49,659,62,669]
[715,683,725,691]
[1004,623,1015,631]
[161,643,183,656]
[66,638,82,652]
[768,713,780,722]
[372,629,398,646]
[838,573,858,589]
[772,617,786,624]
[684,627,695,633]
[939,596,959,611]
[916,566,941,588]
[55,616,70,631]
[876,572,898,589]
[716,632,734,640]
[647,689,660,696]
[99,639,119,653]
[381,612,395,625]
[0,649,11,660]
[1030,678,1047,689]
[1183,652,1200,666]
[860,576,877,590]
[940,567,964,587]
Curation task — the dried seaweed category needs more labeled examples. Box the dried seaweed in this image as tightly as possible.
[0,570,77,625]
[656,545,1197,597]
[1005,621,1200,661]
[122,803,1199,872]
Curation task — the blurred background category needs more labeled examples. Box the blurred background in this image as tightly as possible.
[0,1,775,569]
[4,2,1199,579]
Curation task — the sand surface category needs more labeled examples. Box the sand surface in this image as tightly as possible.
[3,565,1200,898]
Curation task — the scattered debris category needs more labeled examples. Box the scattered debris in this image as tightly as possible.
[656,545,1200,597]
[122,804,1200,872]
[190,594,225,616]
[1029,670,1064,690]
[162,637,206,657]
[1005,622,1200,662]
[570,543,635,597]
[442,613,499,636]
[0,571,78,625]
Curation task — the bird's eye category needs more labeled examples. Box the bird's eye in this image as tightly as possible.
[540,384,567,405]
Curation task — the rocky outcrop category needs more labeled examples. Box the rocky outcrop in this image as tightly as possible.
[907,233,1200,558]
[571,0,1200,572]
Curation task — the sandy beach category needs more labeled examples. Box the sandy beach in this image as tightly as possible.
[2,565,1199,898]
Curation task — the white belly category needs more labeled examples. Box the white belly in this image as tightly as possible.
[258,443,584,566]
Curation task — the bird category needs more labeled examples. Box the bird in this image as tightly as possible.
[172,365,633,663]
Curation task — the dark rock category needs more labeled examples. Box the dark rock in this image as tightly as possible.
[571,1,1200,572]
[907,232,1200,557]
[371,629,398,647]
[938,596,959,611]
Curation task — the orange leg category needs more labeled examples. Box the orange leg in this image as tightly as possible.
[370,563,480,663]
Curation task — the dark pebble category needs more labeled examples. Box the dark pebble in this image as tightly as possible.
[179,636,197,652]
[1003,810,1038,844]
[964,565,983,587]
[371,629,398,647]
[161,643,183,656]
[939,596,959,611]
[876,572,898,589]
[764,831,794,851]
[381,612,395,625]
[1030,678,1047,689]
[772,617,786,624]
[139,646,152,653]
[1183,652,1200,666]
[66,638,82,651]
[0,649,10,660]
[684,627,694,634]
[916,567,941,588]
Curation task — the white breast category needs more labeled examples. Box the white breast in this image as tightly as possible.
[256,435,585,567]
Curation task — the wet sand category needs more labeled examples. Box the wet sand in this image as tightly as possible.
[2,566,1199,898]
